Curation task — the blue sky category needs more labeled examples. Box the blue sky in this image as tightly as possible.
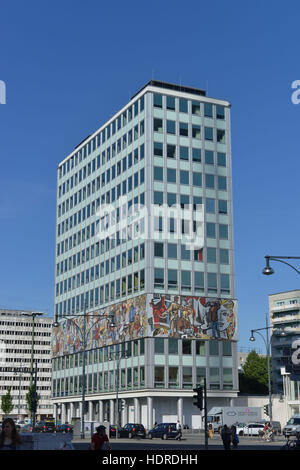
[0,0,300,351]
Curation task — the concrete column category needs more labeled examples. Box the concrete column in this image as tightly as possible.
[61,403,66,424]
[121,400,127,426]
[53,404,58,425]
[70,403,74,423]
[147,397,153,432]
[134,398,140,423]
[99,400,104,422]
[89,401,93,422]
[110,400,114,424]
[177,397,183,426]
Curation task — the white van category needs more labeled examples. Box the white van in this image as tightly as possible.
[283,414,300,437]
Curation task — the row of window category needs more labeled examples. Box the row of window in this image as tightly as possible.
[56,245,145,295]
[59,96,145,180]
[153,94,225,120]
[153,192,228,214]
[154,270,230,292]
[153,141,225,160]
[55,270,145,314]
[154,169,227,190]
[154,118,225,143]
[58,144,144,200]
[154,244,229,263]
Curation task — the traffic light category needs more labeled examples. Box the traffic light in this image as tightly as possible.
[193,387,204,410]
[264,404,269,417]
[121,399,126,411]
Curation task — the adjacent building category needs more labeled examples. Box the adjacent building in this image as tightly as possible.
[269,290,300,395]
[0,309,53,420]
[52,80,238,429]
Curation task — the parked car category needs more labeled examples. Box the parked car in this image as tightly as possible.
[148,423,178,440]
[236,423,265,436]
[119,423,146,439]
[55,424,73,433]
[283,415,300,437]
[20,424,33,433]
[33,421,56,433]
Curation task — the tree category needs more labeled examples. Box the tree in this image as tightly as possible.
[239,350,272,394]
[26,383,40,421]
[1,387,14,415]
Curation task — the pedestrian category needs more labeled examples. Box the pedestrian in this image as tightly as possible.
[208,424,214,439]
[0,418,22,450]
[175,420,182,440]
[90,425,112,451]
[231,425,239,448]
[220,424,232,450]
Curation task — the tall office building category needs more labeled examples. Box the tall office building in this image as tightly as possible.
[0,309,53,420]
[52,81,238,428]
[269,290,300,396]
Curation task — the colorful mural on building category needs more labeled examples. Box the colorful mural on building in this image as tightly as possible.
[52,294,238,357]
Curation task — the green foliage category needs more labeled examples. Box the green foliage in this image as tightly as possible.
[1,387,14,415]
[26,384,40,417]
[239,350,272,395]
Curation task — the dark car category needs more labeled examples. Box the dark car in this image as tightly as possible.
[119,423,146,439]
[55,424,73,433]
[148,423,178,440]
[33,421,56,433]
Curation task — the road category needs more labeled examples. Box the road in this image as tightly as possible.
[72,433,288,451]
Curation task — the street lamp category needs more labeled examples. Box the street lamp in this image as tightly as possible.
[109,346,128,439]
[53,306,115,439]
[249,312,274,425]
[262,256,300,276]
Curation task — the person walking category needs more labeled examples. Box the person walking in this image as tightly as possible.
[0,418,22,450]
[90,425,112,451]
[208,424,214,439]
[231,425,239,448]
[175,420,182,440]
[221,424,232,450]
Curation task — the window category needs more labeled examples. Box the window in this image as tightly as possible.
[169,367,179,388]
[154,142,163,157]
[205,174,215,189]
[216,105,225,120]
[155,337,164,354]
[223,342,232,356]
[179,122,188,136]
[217,152,226,167]
[180,170,189,185]
[205,150,214,165]
[154,268,164,288]
[167,144,176,159]
[181,270,191,289]
[154,191,163,205]
[167,193,176,207]
[154,242,164,257]
[192,125,201,139]
[192,148,201,163]
[196,367,206,386]
[166,96,175,110]
[167,168,176,183]
[179,98,188,113]
[192,101,201,115]
[205,127,213,141]
[154,166,163,181]
[204,103,213,117]
[194,271,204,291]
[154,118,163,133]
[218,176,227,191]
[169,338,178,354]
[168,269,178,289]
[219,224,228,239]
[220,274,230,292]
[207,273,217,292]
[154,94,162,108]
[196,341,205,355]
[209,340,219,356]
[218,200,228,214]
[168,243,177,259]
[217,129,225,143]
[154,366,164,388]
[206,198,215,213]
[167,120,176,134]
[180,146,189,161]
[181,244,190,260]
[182,367,193,388]
[193,172,202,187]
[223,368,233,389]
[210,368,220,389]
[220,249,229,264]
[207,247,216,263]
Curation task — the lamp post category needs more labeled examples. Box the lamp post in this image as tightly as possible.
[109,343,127,440]
[262,256,300,276]
[53,306,115,439]
[249,313,286,425]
